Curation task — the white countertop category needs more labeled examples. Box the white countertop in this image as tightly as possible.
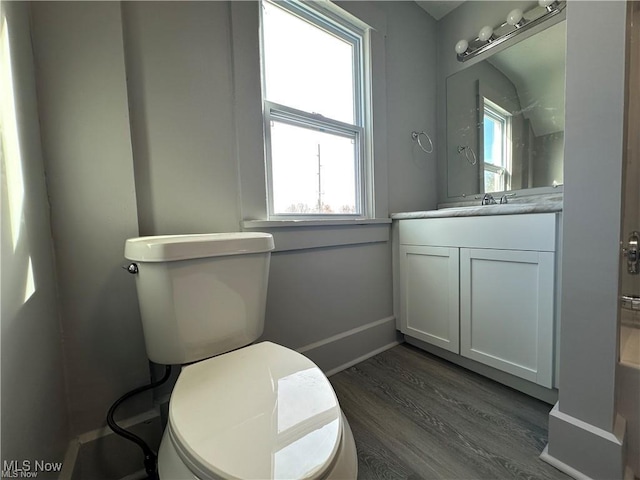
[391,201,562,220]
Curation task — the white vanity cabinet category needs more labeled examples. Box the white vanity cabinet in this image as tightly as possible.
[398,213,558,388]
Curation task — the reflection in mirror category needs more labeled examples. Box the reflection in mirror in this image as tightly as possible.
[447,20,566,198]
[483,98,511,192]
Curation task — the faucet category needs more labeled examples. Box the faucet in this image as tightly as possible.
[500,193,516,204]
[481,193,496,205]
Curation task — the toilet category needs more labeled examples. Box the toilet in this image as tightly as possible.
[124,232,358,479]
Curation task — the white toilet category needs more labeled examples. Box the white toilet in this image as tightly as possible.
[124,232,358,479]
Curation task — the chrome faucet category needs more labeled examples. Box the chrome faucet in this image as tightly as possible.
[481,193,496,205]
[500,193,516,204]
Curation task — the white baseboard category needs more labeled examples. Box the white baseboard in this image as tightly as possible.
[541,446,636,480]
[296,316,396,354]
[546,403,626,480]
[540,445,593,480]
[77,407,160,445]
[294,316,401,376]
[325,340,401,377]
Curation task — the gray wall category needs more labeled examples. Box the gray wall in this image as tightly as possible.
[532,131,564,188]
[0,1,70,470]
[122,1,241,235]
[26,0,437,455]
[30,2,151,436]
[263,241,394,353]
[556,0,625,432]
[376,1,438,214]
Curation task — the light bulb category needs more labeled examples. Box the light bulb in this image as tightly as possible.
[506,8,523,26]
[539,0,556,8]
[478,26,493,42]
[455,39,469,55]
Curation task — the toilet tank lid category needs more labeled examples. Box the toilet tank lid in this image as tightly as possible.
[124,232,274,262]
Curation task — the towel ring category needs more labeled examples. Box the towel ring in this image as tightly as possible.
[411,131,433,154]
[457,145,477,165]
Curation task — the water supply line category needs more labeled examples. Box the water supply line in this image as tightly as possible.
[107,364,172,480]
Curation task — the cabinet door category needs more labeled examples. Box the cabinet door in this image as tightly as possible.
[460,248,554,387]
[399,245,460,353]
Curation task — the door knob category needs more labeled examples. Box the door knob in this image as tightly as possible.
[622,231,639,274]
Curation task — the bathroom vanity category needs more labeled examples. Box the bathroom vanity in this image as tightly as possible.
[392,205,562,400]
[421,0,567,401]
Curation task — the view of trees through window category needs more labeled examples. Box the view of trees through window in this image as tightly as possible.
[270,120,357,215]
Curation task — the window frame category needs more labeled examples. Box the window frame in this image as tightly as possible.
[260,0,370,220]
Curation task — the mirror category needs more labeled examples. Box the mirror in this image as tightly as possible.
[447,20,566,198]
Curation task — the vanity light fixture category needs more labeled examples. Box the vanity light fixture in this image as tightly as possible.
[455,0,566,62]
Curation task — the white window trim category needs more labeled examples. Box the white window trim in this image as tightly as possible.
[260,0,373,220]
[483,98,512,192]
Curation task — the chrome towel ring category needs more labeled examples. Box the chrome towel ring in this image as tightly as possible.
[457,145,477,165]
[411,131,433,154]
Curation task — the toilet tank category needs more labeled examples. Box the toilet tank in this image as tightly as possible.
[124,233,275,365]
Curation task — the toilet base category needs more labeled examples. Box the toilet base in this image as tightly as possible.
[158,412,358,479]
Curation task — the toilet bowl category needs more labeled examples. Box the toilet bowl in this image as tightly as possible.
[124,233,358,479]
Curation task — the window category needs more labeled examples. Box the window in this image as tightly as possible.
[260,0,368,218]
[483,99,512,193]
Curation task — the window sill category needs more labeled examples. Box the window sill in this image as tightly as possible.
[242,217,391,229]
[242,217,391,252]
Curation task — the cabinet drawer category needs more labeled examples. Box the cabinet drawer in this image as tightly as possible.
[399,214,557,252]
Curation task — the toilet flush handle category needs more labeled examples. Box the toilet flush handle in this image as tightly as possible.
[123,263,138,274]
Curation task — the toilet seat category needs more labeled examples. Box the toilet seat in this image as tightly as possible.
[168,342,343,480]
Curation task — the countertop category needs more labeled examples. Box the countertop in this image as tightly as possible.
[391,201,563,220]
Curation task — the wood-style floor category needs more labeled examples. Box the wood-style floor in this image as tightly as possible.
[329,343,569,480]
